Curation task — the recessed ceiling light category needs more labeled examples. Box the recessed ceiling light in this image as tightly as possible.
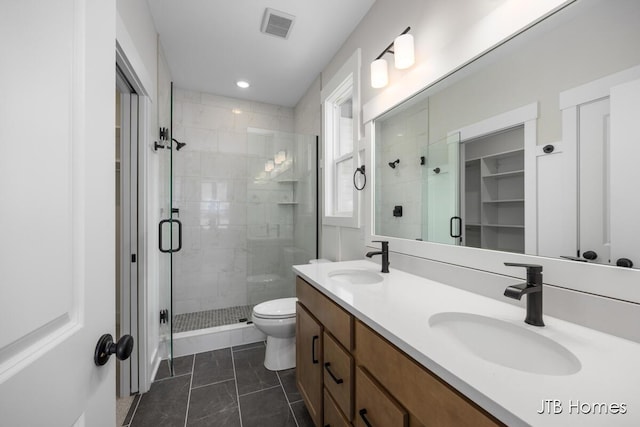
[236,80,250,89]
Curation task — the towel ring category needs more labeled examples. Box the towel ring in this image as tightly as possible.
[353,165,366,191]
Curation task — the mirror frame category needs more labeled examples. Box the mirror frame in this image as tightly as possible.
[362,0,640,304]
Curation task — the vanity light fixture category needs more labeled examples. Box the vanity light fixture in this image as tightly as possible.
[232,108,242,114]
[370,27,414,89]
[236,80,250,89]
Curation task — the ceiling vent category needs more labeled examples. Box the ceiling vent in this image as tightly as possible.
[261,8,295,39]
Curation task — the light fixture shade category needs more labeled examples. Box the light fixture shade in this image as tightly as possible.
[265,160,275,172]
[371,58,389,88]
[394,33,415,69]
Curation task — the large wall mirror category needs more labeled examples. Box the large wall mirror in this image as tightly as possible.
[372,0,640,272]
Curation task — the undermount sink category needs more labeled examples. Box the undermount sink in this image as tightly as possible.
[328,269,384,285]
[429,312,581,376]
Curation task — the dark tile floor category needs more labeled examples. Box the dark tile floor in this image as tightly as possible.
[122,342,314,427]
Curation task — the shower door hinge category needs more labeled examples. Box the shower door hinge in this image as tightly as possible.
[131,254,137,263]
[160,309,169,324]
[159,127,169,141]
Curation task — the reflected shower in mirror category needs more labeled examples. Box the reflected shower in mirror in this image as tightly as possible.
[373,0,640,268]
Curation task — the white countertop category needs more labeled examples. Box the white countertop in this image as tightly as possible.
[293,260,640,426]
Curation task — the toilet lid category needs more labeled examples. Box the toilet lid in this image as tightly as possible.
[253,297,298,319]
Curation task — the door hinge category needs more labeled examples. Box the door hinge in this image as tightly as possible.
[160,309,169,324]
[131,254,137,263]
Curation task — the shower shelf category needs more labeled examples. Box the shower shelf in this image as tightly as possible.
[276,178,299,183]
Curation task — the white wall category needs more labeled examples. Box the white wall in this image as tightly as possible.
[304,0,517,261]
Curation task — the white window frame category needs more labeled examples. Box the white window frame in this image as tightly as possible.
[322,49,361,228]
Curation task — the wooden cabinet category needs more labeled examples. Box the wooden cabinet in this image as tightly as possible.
[355,320,501,427]
[296,303,323,427]
[296,276,503,427]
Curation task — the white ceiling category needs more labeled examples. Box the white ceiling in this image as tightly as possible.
[147,0,376,107]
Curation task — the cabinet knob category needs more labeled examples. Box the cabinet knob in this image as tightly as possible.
[616,258,634,268]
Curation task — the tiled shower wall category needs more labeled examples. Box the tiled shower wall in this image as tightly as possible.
[171,89,296,315]
[375,103,427,240]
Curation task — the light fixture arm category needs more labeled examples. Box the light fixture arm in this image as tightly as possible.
[375,26,411,60]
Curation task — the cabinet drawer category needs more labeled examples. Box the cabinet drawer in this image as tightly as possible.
[323,332,353,420]
[355,366,408,427]
[324,388,350,427]
[297,276,353,349]
[355,320,502,426]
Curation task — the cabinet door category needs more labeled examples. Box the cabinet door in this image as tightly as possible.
[323,332,354,420]
[355,366,408,427]
[296,303,323,427]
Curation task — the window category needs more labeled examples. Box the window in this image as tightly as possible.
[322,50,361,227]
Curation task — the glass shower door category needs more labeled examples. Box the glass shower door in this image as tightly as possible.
[157,82,175,375]
[422,132,460,244]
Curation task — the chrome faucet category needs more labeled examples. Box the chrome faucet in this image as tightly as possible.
[366,241,389,273]
[503,262,544,327]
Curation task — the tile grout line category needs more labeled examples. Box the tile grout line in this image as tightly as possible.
[190,377,236,391]
[183,356,196,427]
[237,383,282,398]
[276,370,300,427]
[230,348,244,427]
[153,371,192,383]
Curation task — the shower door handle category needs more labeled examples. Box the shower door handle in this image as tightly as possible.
[159,218,183,253]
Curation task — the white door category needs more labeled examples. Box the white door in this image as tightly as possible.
[610,79,640,268]
[0,1,117,426]
[578,98,611,265]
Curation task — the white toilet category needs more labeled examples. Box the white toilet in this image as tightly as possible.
[251,297,298,371]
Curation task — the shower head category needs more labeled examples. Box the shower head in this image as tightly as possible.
[388,159,400,169]
[172,138,187,151]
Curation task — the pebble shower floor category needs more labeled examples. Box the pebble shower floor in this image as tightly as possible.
[173,305,255,333]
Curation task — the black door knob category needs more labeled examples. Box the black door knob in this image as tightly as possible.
[582,251,598,260]
[616,258,634,268]
[94,334,134,366]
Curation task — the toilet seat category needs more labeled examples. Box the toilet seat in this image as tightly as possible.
[253,297,297,319]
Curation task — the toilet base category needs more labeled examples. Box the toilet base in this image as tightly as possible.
[264,335,296,371]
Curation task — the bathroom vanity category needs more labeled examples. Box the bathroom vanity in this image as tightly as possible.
[294,260,640,427]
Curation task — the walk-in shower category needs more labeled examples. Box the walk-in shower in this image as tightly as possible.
[161,86,318,362]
